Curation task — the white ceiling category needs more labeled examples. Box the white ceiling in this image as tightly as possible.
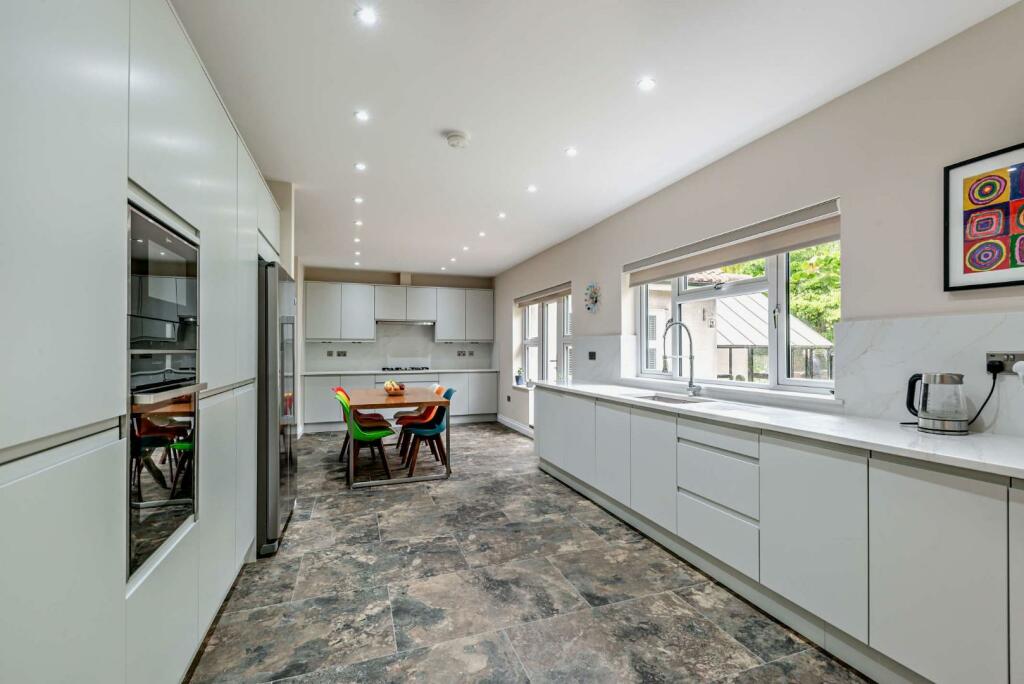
[172,0,1014,276]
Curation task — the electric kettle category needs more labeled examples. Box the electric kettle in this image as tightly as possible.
[905,373,970,435]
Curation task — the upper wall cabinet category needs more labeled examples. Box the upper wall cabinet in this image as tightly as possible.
[374,286,407,321]
[129,0,237,238]
[435,288,467,341]
[465,290,494,341]
[406,287,438,321]
[1,0,129,449]
[305,282,343,340]
[341,283,375,340]
[258,183,281,254]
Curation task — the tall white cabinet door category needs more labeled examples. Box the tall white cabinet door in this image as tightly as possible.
[533,388,564,468]
[594,401,630,505]
[440,373,470,416]
[200,165,240,391]
[304,282,342,339]
[1,0,128,450]
[197,391,238,631]
[629,409,677,532]
[1011,482,1024,683]
[561,395,596,483]
[303,375,344,424]
[341,283,375,340]
[0,433,127,683]
[436,288,467,341]
[236,143,260,383]
[759,434,867,642]
[234,384,257,565]
[374,285,407,321]
[406,287,437,321]
[465,289,494,341]
[869,456,1008,684]
[257,184,280,254]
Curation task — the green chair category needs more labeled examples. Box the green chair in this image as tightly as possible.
[336,392,394,481]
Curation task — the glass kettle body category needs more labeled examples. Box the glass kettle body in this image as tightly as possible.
[906,372,970,435]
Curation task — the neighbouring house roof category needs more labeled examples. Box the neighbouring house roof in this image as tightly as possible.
[714,293,832,348]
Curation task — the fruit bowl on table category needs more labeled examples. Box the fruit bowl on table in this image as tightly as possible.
[383,381,405,396]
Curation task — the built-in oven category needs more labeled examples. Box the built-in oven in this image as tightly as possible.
[127,206,204,577]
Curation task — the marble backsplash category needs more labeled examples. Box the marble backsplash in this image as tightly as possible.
[834,311,1024,437]
[305,322,494,372]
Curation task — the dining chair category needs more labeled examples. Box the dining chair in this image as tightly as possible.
[336,391,394,481]
[395,385,445,459]
[401,388,455,477]
[393,383,442,420]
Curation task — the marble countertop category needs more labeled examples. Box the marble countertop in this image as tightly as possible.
[303,369,499,376]
[535,381,1024,481]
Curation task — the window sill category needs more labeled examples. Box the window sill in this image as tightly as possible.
[621,375,844,412]
[511,384,532,392]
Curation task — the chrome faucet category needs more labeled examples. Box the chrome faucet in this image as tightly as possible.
[662,319,702,396]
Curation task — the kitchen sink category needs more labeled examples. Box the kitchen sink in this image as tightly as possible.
[635,393,708,405]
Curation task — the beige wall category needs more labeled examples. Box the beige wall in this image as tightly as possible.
[495,4,1024,427]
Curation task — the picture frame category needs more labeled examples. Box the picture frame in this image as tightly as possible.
[943,141,1024,291]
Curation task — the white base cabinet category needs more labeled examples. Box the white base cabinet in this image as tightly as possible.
[759,434,867,641]
[235,384,257,564]
[629,408,677,532]
[0,433,127,684]
[594,401,630,506]
[440,372,498,416]
[561,395,596,483]
[533,388,565,469]
[869,455,1008,684]
[1011,482,1024,683]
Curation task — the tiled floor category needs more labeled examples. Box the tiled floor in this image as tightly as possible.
[187,423,868,683]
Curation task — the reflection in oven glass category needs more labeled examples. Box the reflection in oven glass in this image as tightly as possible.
[129,395,195,575]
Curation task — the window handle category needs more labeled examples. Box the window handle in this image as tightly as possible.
[772,306,779,329]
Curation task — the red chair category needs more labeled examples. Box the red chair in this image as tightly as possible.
[333,386,386,422]
[396,385,446,463]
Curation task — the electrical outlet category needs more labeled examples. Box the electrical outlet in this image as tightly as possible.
[468,350,474,356]
[986,351,1024,373]
[588,351,596,360]
[338,350,347,357]
[506,395,511,402]
[326,350,334,357]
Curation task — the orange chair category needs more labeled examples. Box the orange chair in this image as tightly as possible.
[395,385,446,463]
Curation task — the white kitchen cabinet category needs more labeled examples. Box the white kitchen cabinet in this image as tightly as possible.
[594,401,630,505]
[676,490,759,579]
[436,288,467,341]
[197,391,239,631]
[533,388,565,469]
[406,287,437,321]
[258,183,280,253]
[869,455,1007,684]
[1,0,128,450]
[1011,482,1024,683]
[561,394,596,483]
[442,372,499,416]
[129,0,237,238]
[0,432,127,683]
[465,289,494,341]
[304,282,343,339]
[629,408,677,532]
[759,434,867,641]
[126,523,199,684]
[341,283,375,340]
[303,375,344,424]
[375,285,407,321]
[236,140,259,383]
[234,384,257,565]
[676,441,759,520]
[200,169,240,390]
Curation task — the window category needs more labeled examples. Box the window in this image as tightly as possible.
[519,293,573,385]
[638,241,840,392]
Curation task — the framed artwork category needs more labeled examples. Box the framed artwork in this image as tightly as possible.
[944,141,1024,291]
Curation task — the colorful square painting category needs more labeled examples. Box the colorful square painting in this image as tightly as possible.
[945,142,1024,290]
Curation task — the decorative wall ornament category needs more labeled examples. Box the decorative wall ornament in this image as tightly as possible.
[944,141,1024,291]
[583,282,601,312]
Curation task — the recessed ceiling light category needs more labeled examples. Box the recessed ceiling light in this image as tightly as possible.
[354,6,377,26]
[450,257,456,262]
[462,246,469,252]
[478,231,486,237]
[636,76,656,92]
[354,196,364,204]
[354,110,370,122]
[354,237,361,243]
[441,266,447,271]
[354,261,361,266]
[354,162,367,172]
[159,251,166,256]
[526,184,538,193]
[354,220,363,227]
[498,212,507,220]
[565,146,578,158]
[165,238,172,243]
[135,238,143,243]
[354,251,361,256]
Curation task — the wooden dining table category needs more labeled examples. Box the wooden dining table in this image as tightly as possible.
[344,387,451,488]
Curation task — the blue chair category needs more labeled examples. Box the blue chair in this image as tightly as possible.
[402,387,455,477]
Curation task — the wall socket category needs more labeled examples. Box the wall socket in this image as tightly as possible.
[986,351,1024,372]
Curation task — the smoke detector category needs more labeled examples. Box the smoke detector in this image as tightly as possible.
[445,130,469,149]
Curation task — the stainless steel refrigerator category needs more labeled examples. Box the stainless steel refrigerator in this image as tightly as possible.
[257,258,297,556]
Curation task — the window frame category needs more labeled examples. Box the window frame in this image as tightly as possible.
[520,294,573,385]
[636,243,837,394]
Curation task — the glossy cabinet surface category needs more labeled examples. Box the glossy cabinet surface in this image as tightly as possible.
[257,183,280,253]
[561,394,596,483]
[1,433,127,683]
[341,283,376,340]
[374,285,407,321]
[302,375,380,425]
[1011,483,1024,683]
[1,0,128,450]
[759,434,867,641]
[197,391,238,631]
[406,287,438,321]
[869,456,1007,684]
[236,141,259,383]
[533,388,564,468]
[594,401,631,505]
[439,372,499,416]
[234,384,257,565]
[435,288,467,341]
[304,282,343,339]
[465,289,494,341]
[628,408,677,532]
[676,489,759,579]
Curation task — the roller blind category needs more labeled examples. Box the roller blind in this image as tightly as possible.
[625,199,840,288]
[514,281,571,306]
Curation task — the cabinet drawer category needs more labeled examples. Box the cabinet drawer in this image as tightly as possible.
[677,491,759,580]
[677,417,758,458]
[677,442,759,520]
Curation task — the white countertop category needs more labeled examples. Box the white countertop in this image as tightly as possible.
[303,369,498,376]
[536,381,1024,481]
